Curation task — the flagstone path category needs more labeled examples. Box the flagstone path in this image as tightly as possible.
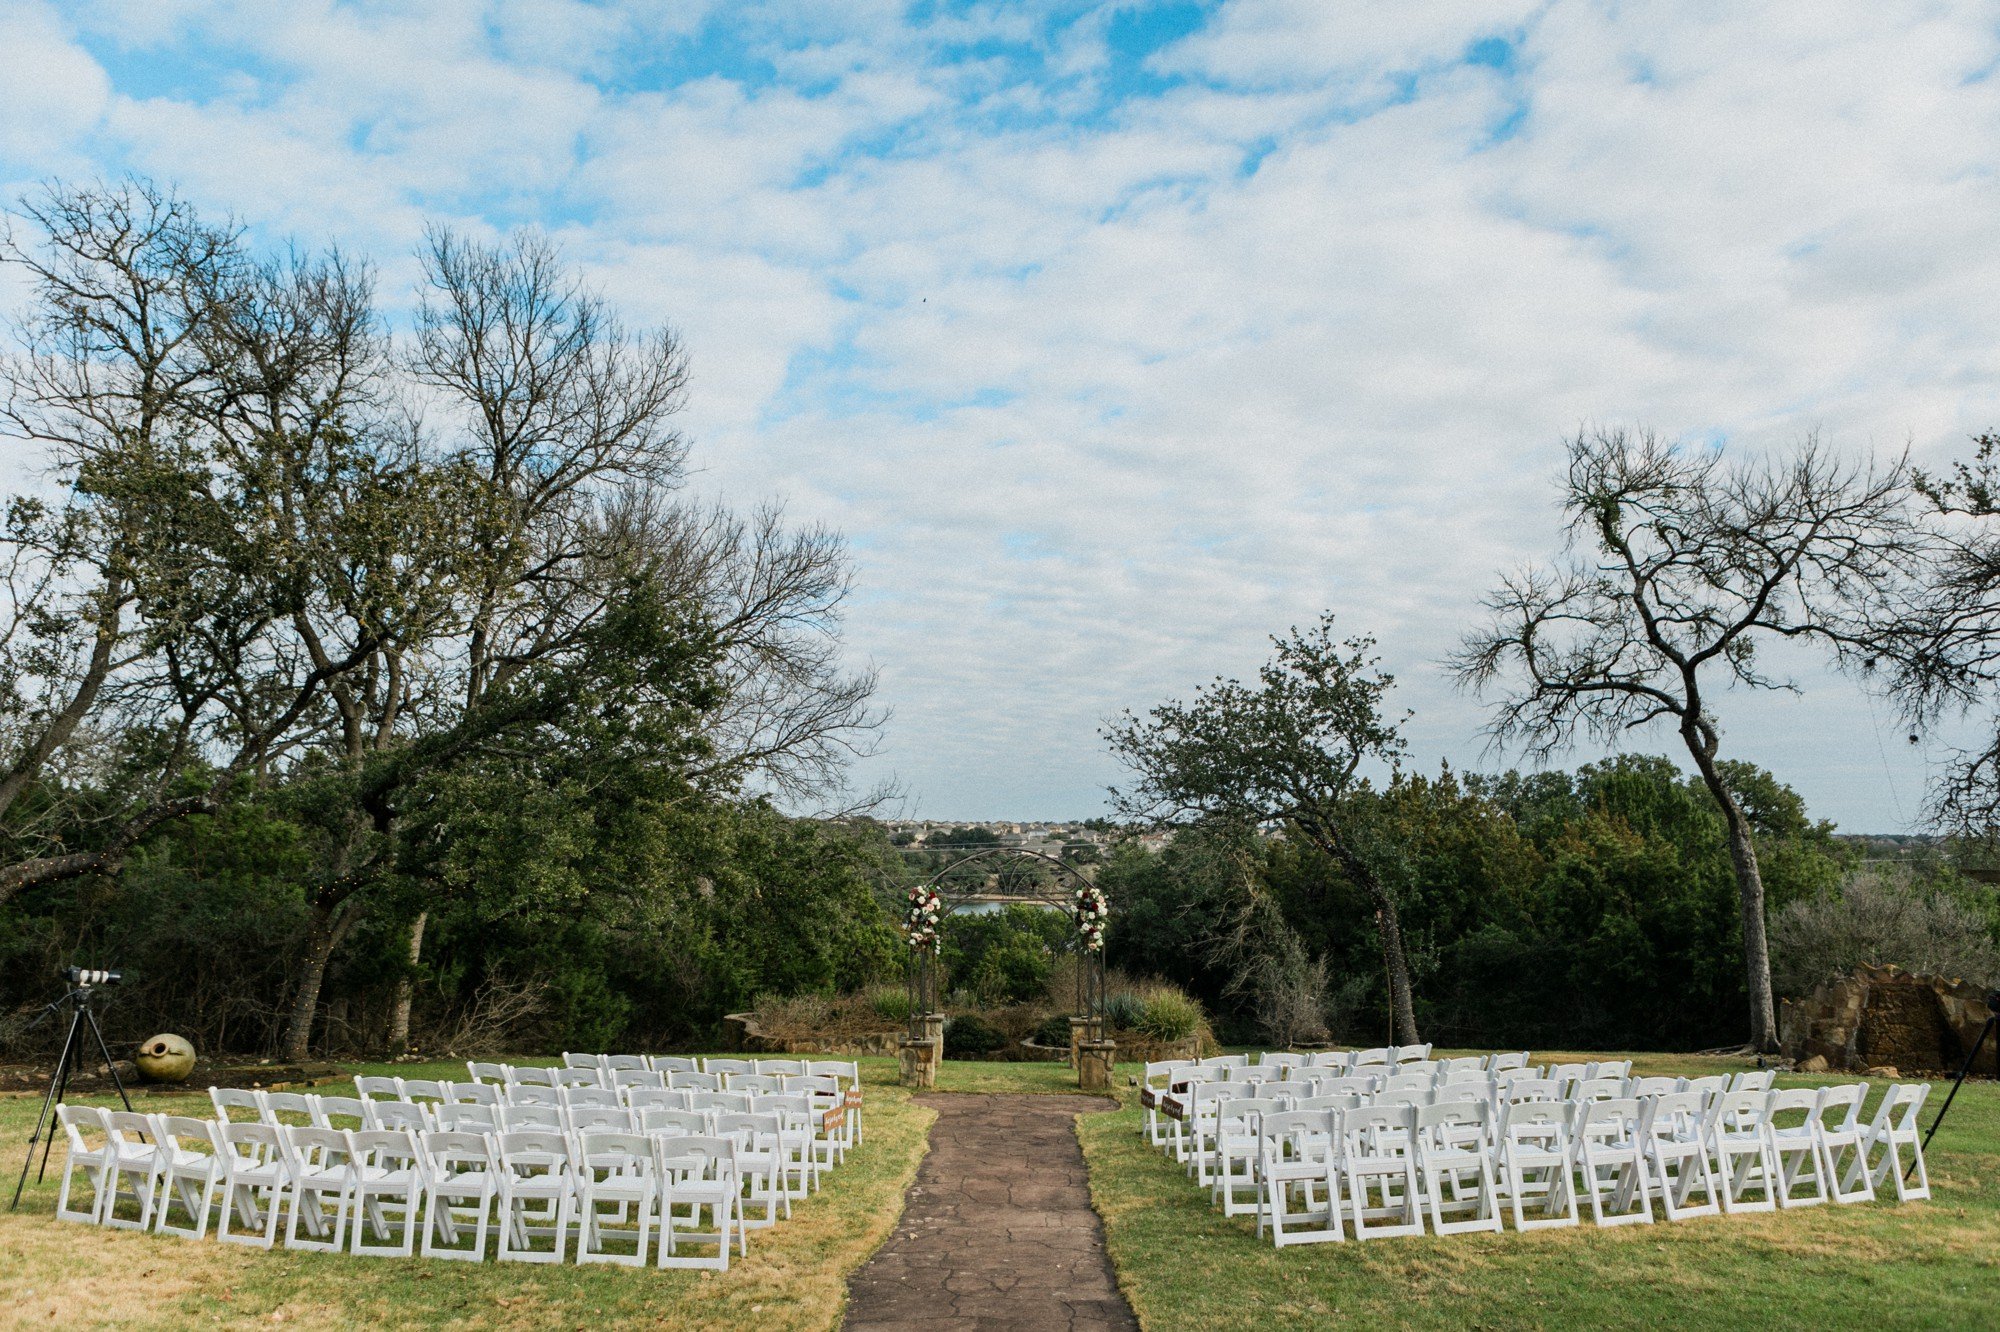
[842,1092,1138,1332]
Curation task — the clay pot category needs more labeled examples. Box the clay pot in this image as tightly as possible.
[135,1033,196,1083]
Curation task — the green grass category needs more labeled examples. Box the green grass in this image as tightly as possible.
[0,1056,933,1332]
[1078,1049,2000,1331]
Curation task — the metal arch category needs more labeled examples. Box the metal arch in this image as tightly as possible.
[902,845,1108,1043]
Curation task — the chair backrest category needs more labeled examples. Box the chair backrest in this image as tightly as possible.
[498,1104,564,1132]
[568,1106,635,1134]
[1200,1054,1250,1069]
[563,1087,621,1109]
[354,1075,402,1101]
[58,1104,109,1153]
[784,1075,841,1097]
[650,1055,699,1074]
[1571,1076,1625,1102]
[755,1059,806,1077]
[1259,1052,1306,1069]
[1500,1100,1569,1142]
[1381,1073,1433,1095]
[510,1084,562,1107]
[1877,1082,1931,1133]
[1813,1082,1867,1131]
[563,1052,607,1071]
[1729,1069,1775,1094]
[640,1107,710,1137]
[1587,1059,1633,1080]
[436,1103,499,1134]
[613,1069,665,1090]
[449,1081,501,1106]
[422,1129,494,1176]
[1435,1066,1488,1089]
[1573,1096,1642,1142]
[669,1071,721,1091]
[156,1114,219,1157]
[1708,1089,1770,1131]
[314,1095,369,1131]
[261,1091,316,1126]
[508,1064,559,1087]
[730,1074,782,1094]
[1679,1074,1729,1099]
[554,1067,603,1090]
[466,1061,508,1084]
[1237,1066,1281,1085]
[351,1128,421,1172]
[1546,1063,1590,1086]
[209,1087,264,1122]
[655,1134,736,1182]
[496,1129,572,1178]
[1437,1056,1485,1078]
[1390,1044,1433,1064]
[1218,1097,1283,1128]
[1392,1060,1439,1080]
[690,1091,752,1114]
[1487,1051,1531,1072]
[713,1111,783,1148]
[1318,1075,1379,1097]
[1637,1091,1706,1139]
[281,1124,353,1173]
[1261,1108,1336,1154]
[1766,1087,1820,1127]
[1290,1092,1360,1113]
[1500,1078,1560,1104]
[218,1120,282,1166]
[1342,1102,1416,1143]
[703,1058,756,1076]
[1417,1097,1490,1144]
[399,1079,447,1104]
[603,1054,649,1073]
[626,1088,684,1112]
[367,1101,430,1133]
[1491,1068,1543,1091]
[1376,1087,1428,1109]
[1628,1076,1680,1098]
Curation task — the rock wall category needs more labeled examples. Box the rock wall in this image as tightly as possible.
[1780,963,1996,1075]
[721,1011,903,1057]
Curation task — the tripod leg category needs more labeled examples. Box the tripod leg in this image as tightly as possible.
[12,1008,84,1209]
[1912,1016,1995,1180]
[37,1010,93,1186]
[84,1008,133,1113]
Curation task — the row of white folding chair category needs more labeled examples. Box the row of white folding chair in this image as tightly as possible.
[1248,1082,1932,1246]
[468,1057,864,1144]
[63,1104,759,1269]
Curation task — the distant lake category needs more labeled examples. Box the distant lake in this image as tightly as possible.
[951,900,1063,916]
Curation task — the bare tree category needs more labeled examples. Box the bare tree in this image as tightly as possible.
[1104,615,1423,1045]
[1454,428,1927,1051]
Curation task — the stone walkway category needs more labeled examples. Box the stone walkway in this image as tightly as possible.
[843,1093,1138,1332]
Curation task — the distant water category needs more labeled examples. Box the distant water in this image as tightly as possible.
[951,900,1063,916]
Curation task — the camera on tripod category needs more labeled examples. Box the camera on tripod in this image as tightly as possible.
[61,967,121,987]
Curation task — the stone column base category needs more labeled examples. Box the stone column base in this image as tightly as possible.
[1068,1016,1090,1070]
[1078,1039,1116,1092]
[900,1037,938,1089]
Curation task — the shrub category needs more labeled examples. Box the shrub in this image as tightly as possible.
[1138,989,1204,1041]
[1033,1013,1074,1048]
[1102,991,1146,1032]
[1771,869,2000,995]
[867,983,913,1023]
[943,1012,1007,1058]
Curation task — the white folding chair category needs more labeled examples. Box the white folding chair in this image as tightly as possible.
[574,1129,660,1267]
[499,1104,565,1133]
[657,1135,740,1269]
[280,1125,356,1253]
[1852,1082,1931,1203]
[465,1061,508,1084]
[1497,1101,1578,1230]
[1813,1083,1876,1205]
[313,1095,369,1132]
[1571,1098,1652,1227]
[509,1084,563,1108]
[508,1064,560,1088]
[420,1130,498,1261]
[564,1052,609,1072]
[209,1087,265,1124]
[604,1054,650,1075]
[1705,1089,1779,1213]
[350,1128,424,1256]
[1766,1088,1830,1208]
[366,1101,430,1134]
[354,1076,402,1102]
[554,1067,604,1091]
[649,1056,700,1074]
[1636,1091,1719,1221]
[703,1058,756,1078]
[669,1071,722,1092]
[1416,1099,1501,1235]
[261,1091,318,1128]
[1212,1097,1282,1217]
[54,1105,113,1224]
[495,1129,576,1263]
[99,1110,167,1232]
[151,1115,226,1240]
[216,1121,291,1248]
[713,1112,792,1227]
[1340,1103,1425,1240]
[1257,1108,1342,1245]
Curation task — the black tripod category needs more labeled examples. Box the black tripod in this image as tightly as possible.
[1910,988,2000,1181]
[10,979,131,1210]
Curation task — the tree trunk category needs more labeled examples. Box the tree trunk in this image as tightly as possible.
[282,906,340,1063]
[1685,739,1780,1052]
[389,911,426,1056]
[1311,826,1421,1046]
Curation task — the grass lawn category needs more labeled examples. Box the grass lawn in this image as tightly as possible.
[0,1056,933,1332]
[1078,1049,2000,1331]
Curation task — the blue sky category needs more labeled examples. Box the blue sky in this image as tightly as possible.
[5,1,2000,829]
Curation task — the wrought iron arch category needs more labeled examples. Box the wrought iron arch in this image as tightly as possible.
[900,845,1108,1043]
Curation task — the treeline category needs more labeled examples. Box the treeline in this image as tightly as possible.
[1104,756,1998,1052]
[0,178,893,1060]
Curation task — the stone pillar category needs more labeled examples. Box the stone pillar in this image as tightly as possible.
[1078,1039,1116,1093]
[923,1013,947,1079]
[1068,1016,1090,1070]
[900,1037,937,1089]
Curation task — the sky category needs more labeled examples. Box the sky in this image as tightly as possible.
[3,0,1999,830]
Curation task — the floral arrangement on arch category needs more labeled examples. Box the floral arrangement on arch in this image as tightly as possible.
[905,883,943,954]
[1073,883,1108,952]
